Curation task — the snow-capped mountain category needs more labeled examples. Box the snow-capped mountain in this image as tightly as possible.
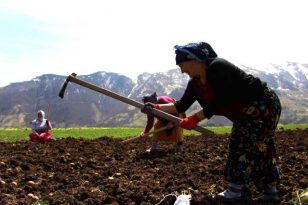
[0,62,307,127]
[239,62,308,91]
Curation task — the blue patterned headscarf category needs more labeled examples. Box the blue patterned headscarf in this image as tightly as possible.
[174,42,217,65]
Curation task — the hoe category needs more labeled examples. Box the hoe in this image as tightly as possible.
[58,73,214,136]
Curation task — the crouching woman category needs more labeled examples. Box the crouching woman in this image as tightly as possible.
[29,110,53,142]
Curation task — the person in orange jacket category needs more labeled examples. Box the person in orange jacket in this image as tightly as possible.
[141,92,185,152]
[142,42,281,202]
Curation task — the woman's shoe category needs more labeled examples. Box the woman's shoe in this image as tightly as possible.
[146,141,158,153]
[175,143,184,152]
[254,192,280,202]
[217,188,241,199]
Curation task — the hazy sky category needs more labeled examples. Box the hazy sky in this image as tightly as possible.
[0,0,307,87]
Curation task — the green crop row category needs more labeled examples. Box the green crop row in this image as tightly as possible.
[0,124,307,142]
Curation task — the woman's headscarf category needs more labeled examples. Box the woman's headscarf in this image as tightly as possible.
[142,92,158,103]
[174,42,218,65]
[37,110,45,121]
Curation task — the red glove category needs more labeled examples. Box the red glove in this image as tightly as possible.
[179,114,200,130]
[141,102,160,114]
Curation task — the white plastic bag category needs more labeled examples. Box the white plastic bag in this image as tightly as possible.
[174,194,191,205]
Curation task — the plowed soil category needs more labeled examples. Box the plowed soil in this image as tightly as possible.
[0,129,307,205]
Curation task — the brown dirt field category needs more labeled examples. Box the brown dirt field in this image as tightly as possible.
[0,129,307,205]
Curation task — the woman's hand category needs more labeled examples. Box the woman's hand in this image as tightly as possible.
[179,114,201,130]
[141,103,160,114]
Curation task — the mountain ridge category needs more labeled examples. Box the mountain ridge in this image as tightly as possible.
[0,62,307,128]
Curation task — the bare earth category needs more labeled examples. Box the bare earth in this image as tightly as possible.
[0,129,307,205]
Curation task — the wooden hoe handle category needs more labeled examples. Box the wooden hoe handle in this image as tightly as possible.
[59,73,215,136]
